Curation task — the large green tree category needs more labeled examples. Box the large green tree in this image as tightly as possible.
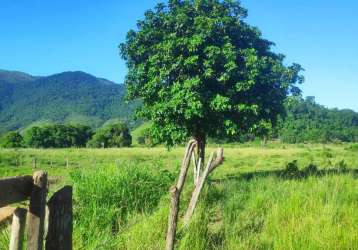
[120,0,303,162]
[87,123,132,148]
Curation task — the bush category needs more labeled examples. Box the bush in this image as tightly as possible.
[0,132,24,148]
[87,123,132,148]
[282,160,300,178]
[285,160,299,173]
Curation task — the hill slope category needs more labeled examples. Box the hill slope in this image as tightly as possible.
[278,96,358,143]
[0,69,138,133]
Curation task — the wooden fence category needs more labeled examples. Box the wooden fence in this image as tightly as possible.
[0,171,72,250]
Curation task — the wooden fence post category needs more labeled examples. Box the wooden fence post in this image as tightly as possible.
[9,207,27,250]
[27,171,47,250]
[45,186,73,250]
[166,139,197,250]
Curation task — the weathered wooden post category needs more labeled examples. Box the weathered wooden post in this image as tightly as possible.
[33,157,37,169]
[166,140,197,250]
[46,186,73,250]
[9,207,27,250]
[66,157,69,168]
[184,148,223,225]
[27,171,48,250]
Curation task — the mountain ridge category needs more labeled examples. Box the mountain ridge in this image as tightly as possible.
[0,69,138,134]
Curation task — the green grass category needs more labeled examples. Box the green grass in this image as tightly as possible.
[1,143,358,249]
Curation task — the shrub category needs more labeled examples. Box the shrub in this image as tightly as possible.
[285,160,299,173]
[0,132,24,148]
[283,160,300,178]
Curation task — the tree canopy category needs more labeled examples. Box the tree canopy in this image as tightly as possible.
[23,124,93,148]
[120,0,303,159]
[0,131,23,148]
[87,123,132,148]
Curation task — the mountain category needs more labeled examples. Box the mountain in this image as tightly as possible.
[0,69,138,134]
[0,69,38,84]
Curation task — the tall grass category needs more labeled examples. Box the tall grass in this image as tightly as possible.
[1,143,358,249]
[221,173,358,249]
[71,164,174,249]
[0,226,10,249]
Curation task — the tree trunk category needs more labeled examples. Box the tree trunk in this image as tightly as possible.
[195,134,206,169]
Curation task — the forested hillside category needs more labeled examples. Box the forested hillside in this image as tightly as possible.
[278,96,358,143]
[0,69,138,133]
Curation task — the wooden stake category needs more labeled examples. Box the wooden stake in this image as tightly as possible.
[196,157,202,185]
[27,171,47,250]
[33,158,37,169]
[166,186,179,250]
[166,139,197,250]
[184,148,224,225]
[9,207,27,250]
[192,152,197,184]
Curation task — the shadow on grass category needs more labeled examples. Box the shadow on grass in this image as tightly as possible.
[212,168,358,183]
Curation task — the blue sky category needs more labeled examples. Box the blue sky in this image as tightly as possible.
[1,0,357,111]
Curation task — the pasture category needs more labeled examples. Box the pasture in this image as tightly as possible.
[1,143,358,249]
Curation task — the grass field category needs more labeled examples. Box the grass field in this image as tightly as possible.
[1,143,358,249]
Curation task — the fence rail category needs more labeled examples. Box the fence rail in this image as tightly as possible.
[0,171,72,250]
[0,176,33,207]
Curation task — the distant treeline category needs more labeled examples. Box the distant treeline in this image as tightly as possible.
[0,123,132,148]
[277,97,358,143]
[1,96,357,148]
[135,96,358,145]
